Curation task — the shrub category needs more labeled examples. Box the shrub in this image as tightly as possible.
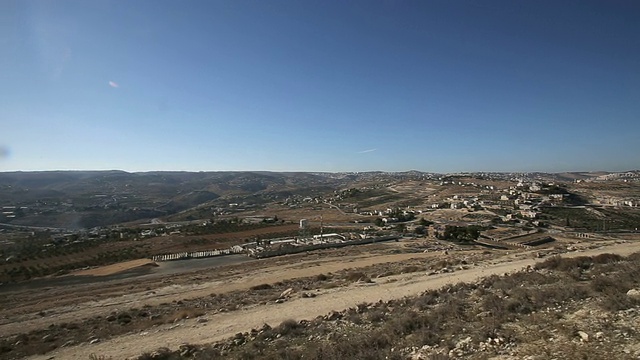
[116,313,132,325]
[250,283,273,291]
[367,309,386,323]
[535,255,593,272]
[175,308,205,320]
[276,319,303,336]
[592,253,623,264]
[400,265,423,273]
[600,291,634,311]
[89,355,114,360]
[345,271,372,283]
[0,344,13,354]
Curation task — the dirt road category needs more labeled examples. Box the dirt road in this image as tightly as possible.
[28,241,640,360]
[1,252,439,337]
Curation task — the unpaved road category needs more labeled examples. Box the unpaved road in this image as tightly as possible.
[1,252,441,337]
[29,240,640,360]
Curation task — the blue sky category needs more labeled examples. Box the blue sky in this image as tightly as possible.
[1,0,639,173]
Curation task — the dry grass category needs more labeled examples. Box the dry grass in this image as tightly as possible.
[138,252,640,359]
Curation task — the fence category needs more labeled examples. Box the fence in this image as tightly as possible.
[151,246,244,262]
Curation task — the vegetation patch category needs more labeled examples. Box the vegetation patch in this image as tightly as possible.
[136,252,640,360]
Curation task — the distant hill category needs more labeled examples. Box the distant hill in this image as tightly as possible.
[0,171,344,228]
[1,170,636,229]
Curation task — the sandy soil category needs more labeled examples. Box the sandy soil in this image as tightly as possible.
[70,259,157,276]
[0,251,439,337]
[25,240,640,360]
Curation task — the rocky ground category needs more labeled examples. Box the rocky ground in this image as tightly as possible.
[134,251,640,360]
[0,236,639,360]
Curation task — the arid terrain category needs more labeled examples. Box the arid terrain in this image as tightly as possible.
[1,171,639,359]
[5,0,640,356]
[0,234,638,360]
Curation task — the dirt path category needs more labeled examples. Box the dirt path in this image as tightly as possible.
[28,241,640,360]
[0,252,439,337]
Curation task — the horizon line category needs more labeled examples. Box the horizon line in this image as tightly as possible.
[0,169,638,175]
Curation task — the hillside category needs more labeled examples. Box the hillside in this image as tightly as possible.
[0,171,344,228]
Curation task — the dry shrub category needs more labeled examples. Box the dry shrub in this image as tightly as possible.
[507,270,558,286]
[129,253,640,360]
[401,265,424,273]
[315,330,397,360]
[367,309,386,323]
[117,312,132,325]
[591,275,624,293]
[591,273,639,311]
[626,251,640,262]
[276,319,303,336]
[592,253,623,264]
[432,259,451,270]
[481,293,506,317]
[384,310,426,336]
[0,344,13,355]
[250,283,273,291]
[175,308,205,320]
[600,292,638,312]
[89,355,114,360]
[321,281,339,289]
[414,289,440,309]
[346,310,363,325]
[137,347,176,360]
[344,271,371,282]
[490,275,523,291]
[382,270,396,278]
[535,255,593,272]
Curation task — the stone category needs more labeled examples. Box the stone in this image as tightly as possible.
[179,343,196,356]
[280,288,294,298]
[577,331,589,342]
[327,311,342,321]
[626,289,640,299]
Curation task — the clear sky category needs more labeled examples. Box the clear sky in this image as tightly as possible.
[1,0,639,173]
